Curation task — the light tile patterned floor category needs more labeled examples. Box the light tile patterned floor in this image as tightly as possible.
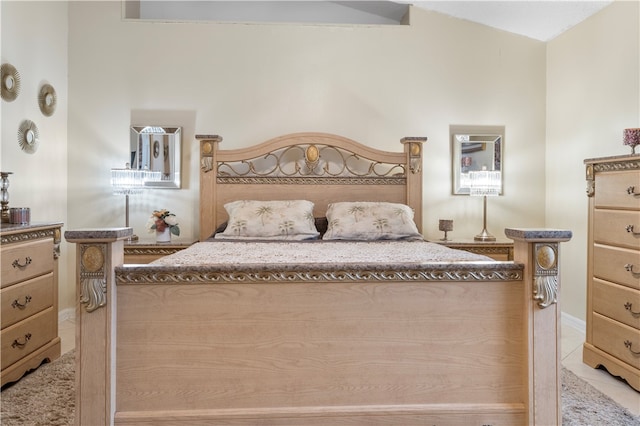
[58,319,639,415]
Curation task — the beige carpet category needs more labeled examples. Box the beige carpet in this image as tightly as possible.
[1,350,639,425]
[1,351,74,426]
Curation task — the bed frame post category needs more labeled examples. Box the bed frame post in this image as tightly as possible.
[197,134,223,241]
[401,137,427,233]
[506,228,572,426]
[64,227,133,426]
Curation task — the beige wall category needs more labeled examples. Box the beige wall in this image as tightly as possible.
[0,1,70,315]
[63,3,547,315]
[547,0,640,321]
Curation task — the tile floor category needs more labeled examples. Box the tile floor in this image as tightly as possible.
[561,321,639,416]
[58,318,639,415]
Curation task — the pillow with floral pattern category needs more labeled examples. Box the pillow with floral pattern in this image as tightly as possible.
[215,200,319,240]
[323,201,423,241]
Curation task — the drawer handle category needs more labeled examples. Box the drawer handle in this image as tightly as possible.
[625,225,640,236]
[11,256,32,269]
[628,186,640,196]
[624,340,640,356]
[11,333,32,349]
[11,295,32,309]
[624,302,640,316]
[624,263,640,276]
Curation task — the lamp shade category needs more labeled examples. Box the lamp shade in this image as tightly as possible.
[469,170,501,196]
[110,165,149,195]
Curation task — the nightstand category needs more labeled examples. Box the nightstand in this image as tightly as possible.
[433,239,514,261]
[124,238,196,264]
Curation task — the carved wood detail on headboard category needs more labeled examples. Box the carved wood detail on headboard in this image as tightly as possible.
[197,133,426,241]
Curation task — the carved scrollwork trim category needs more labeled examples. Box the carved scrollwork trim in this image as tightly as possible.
[216,176,407,185]
[216,144,406,180]
[0,228,57,245]
[199,137,220,173]
[79,244,107,313]
[124,247,184,257]
[116,268,522,285]
[592,159,640,173]
[201,156,213,173]
[53,228,61,259]
[80,278,107,313]
[533,275,558,308]
[533,243,559,308]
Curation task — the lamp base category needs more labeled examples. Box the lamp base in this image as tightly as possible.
[474,229,496,242]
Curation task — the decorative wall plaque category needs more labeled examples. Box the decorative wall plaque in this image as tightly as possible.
[17,120,39,154]
[38,83,57,116]
[1,63,21,102]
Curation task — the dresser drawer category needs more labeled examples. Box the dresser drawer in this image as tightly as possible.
[1,239,54,288]
[593,279,640,329]
[0,273,54,329]
[592,313,640,370]
[594,209,640,250]
[595,171,640,210]
[593,244,640,290]
[0,307,57,370]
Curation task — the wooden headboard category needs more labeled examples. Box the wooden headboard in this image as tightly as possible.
[197,132,427,241]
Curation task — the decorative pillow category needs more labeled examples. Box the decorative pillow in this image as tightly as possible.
[322,201,423,241]
[215,200,320,240]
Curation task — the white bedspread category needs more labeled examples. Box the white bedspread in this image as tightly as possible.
[150,240,493,267]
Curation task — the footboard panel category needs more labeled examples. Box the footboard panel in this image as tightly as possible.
[114,280,524,424]
[66,227,571,426]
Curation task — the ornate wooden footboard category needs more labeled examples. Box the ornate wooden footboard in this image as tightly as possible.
[66,227,571,426]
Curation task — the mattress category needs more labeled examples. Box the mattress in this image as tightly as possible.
[149,240,494,268]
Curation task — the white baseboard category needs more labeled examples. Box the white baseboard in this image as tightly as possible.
[561,311,586,334]
[58,307,75,323]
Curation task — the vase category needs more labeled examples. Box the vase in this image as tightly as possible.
[156,228,171,243]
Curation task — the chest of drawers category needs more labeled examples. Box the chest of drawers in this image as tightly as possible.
[583,155,640,392]
[1,222,63,387]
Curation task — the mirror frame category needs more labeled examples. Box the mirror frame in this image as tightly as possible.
[130,126,181,189]
[451,129,503,195]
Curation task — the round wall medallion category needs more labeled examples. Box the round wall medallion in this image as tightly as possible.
[1,63,21,102]
[38,83,57,116]
[17,120,40,154]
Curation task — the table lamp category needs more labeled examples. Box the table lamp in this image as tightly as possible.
[110,163,149,241]
[469,170,501,241]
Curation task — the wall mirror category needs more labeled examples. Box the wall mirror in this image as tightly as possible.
[451,127,503,195]
[130,126,181,189]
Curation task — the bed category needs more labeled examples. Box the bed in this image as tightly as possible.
[65,132,571,425]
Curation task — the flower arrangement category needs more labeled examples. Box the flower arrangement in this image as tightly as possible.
[147,209,180,236]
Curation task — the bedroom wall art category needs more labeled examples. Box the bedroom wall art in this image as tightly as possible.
[0,63,21,102]
[38,83,57,116]
[17,120,39,154]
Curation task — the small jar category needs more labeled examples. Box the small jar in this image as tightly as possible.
[9,207,30,224]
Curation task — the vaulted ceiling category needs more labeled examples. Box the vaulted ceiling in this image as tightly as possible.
[133,1,614,42]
